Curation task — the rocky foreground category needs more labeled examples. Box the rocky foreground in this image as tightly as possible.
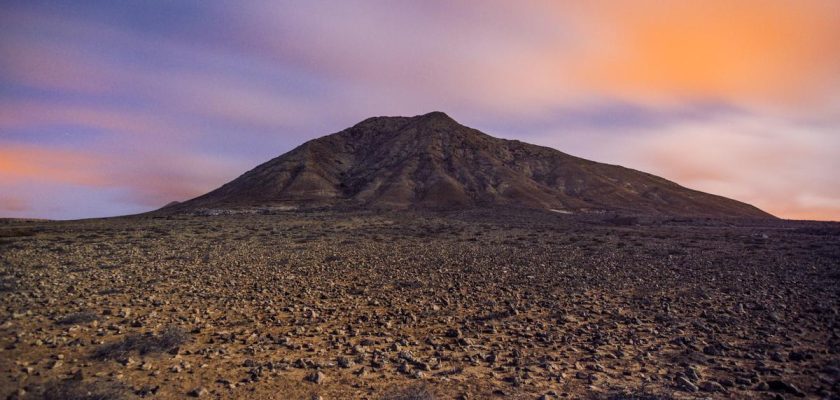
[0,209,838,399]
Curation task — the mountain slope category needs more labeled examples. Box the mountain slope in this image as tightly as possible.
[178,112,773,218]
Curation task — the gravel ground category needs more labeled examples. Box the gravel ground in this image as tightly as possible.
[1,209,838,399]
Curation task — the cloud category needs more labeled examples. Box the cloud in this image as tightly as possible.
[572,1,840,109]
[0,195,29,213]
[216,1,840,117]
[0,144,108,186]
[0,142,249,216]
[521,110,840,221]
[0,101,193,144]
[106,151,250,208]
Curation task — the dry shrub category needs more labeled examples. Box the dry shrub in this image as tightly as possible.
[93,326,186,360]
[56,312,99,325]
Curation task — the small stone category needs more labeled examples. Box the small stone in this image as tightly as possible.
[306,371,325,384]
[136,386,159,396]
[445,328,462,338]
[676,376,698,392]
[188,387,209,397]
[703,345,724,356]
[699,381,725,393]
[337,357,354,368]
[684,366,700,381]
[767,380,805,397]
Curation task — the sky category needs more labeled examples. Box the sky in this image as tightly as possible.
[1,1,839,220]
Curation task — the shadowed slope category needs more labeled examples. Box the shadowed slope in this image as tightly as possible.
[179,112,772,218]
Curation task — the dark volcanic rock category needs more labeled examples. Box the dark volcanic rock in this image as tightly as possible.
[175,112,772,217]
[767,380,806,397]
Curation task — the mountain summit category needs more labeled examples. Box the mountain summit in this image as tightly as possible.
[179,112,772,217]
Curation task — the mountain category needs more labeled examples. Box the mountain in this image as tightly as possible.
[175,112,773,218]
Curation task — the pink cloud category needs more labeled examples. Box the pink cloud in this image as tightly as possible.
[0,141,247,212]
[0,101,193,143]
[107,151,250,207]
[0,195,30,213]
[525,113,840,221]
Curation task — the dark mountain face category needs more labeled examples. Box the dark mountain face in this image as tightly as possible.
[179,112,773,218]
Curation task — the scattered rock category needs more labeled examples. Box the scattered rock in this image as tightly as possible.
[3,207,835,400]
[306,371,325,384]
[676,376,699,392]
[767,380,805,397]
[699,380,725,392]
[445,328,462,338]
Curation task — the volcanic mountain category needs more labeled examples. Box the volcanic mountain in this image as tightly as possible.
[177,112,772,218]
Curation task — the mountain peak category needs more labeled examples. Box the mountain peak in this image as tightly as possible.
[416,111,454,121]
[177,113,773,218]
[353,111,459,129]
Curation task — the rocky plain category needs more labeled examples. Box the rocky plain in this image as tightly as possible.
[1,208,838,399]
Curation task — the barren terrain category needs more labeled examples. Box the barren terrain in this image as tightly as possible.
[1,209,838,399]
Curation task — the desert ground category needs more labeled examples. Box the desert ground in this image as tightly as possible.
[1,209,838,399]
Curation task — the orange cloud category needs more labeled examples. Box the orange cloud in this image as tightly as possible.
[0,144,108,186]
[241,1,840,117]
[0,195,29,213]
[570,1,840,107]
[0,142,248,211]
